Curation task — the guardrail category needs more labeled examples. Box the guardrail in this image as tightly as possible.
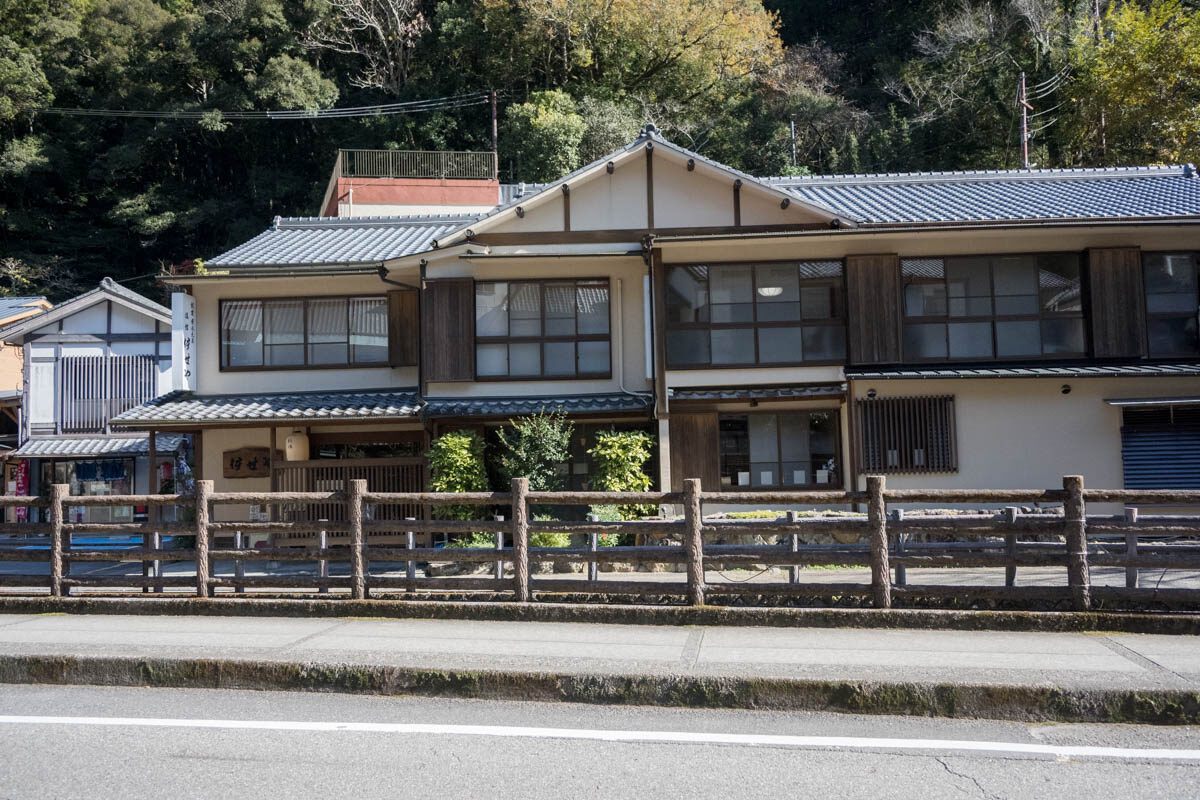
[1,476,1200,610]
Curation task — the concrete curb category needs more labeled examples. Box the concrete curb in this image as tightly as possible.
[2,652,1199,724]
[3,595,1200,635]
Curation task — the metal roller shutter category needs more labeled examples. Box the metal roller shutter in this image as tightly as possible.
[1121,406,1200,489]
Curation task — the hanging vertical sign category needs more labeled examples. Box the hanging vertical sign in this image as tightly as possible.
[171,292,197,391]
[14,460,28,521]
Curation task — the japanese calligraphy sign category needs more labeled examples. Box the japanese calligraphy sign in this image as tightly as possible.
[222,447,274,479]
[171,292,196,391]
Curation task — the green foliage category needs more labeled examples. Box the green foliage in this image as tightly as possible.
[427,430,489,520]
[495,409,574,492]
[501,90,586,182]
[530,530,571,548]
[250,54,339,110]
[587,429,655,519]
[444,531,494,548]
[578,96,643,163]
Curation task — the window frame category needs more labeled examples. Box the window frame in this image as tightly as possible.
[473,278,613,381]
[218,295,391,372]
[1142,251,1200,358]
[664,260,847,370]
[716,409,843,491]
[855,395,958,475]
[900,251,1088,363]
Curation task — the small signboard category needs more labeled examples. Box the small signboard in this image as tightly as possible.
[222,447,275,479]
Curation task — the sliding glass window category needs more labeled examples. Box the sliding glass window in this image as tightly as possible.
[665,261,845,368]
[718,411,840,488]
[901,254,1085,361]
[475,279,611,379]
[219,297,388,370]
[1143,252,1200,357]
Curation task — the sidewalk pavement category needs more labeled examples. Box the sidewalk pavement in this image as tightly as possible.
[1,612,1198,704]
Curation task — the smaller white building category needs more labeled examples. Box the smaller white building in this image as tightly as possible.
[1,278,182,523]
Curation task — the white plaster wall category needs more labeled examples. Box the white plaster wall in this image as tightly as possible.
[570,155,648,231]
[849,376,1200,512]
[109,303,158,334]
[59,303,108,334]
[652,157,732,229]
[191,274,419,395]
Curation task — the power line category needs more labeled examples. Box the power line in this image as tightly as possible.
[31,92,490,121]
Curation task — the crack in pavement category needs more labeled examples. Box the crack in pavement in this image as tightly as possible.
[680,628,704,668]
[935,756,1000,800]
[1099,636,1188,683]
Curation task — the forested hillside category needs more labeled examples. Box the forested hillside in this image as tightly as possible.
[1,0,1198,300]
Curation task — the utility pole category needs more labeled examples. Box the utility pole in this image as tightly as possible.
[490,89,499,179]
[1018,71,1032,170]
[789,118,797,168]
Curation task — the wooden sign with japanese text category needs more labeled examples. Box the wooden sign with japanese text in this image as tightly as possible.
[222,447,275,479]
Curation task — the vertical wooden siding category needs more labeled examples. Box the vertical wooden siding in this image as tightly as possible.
[1088,247,1147,359]
[669,412,720,491]
[60,355,157,433]
[845,254,902,364]
[421,279,475,381]
[387,289,419,367]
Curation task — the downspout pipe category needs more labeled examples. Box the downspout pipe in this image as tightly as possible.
[376,264,420,291]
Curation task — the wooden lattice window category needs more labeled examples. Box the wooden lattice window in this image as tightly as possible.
[856,395,958,474]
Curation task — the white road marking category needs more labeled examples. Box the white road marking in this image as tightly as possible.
[0,715,1197,761]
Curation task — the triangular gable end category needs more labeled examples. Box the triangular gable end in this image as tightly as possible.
[431,128,850,248]
[1,278,170,343]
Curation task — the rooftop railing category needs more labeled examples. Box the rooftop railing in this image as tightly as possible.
[318,149,498,215]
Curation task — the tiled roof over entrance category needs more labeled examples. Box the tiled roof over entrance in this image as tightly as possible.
[111,389,423,427]
[846,362,1200,379]
[423,393,651,418]
[670,384,845,402]
[12,434,185,457]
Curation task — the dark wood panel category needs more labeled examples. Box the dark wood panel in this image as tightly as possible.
[387,289,419,367]
[669,412,720,492]
[421,279,474,381]
[1088,247,1147,358]
[845,254,901,365]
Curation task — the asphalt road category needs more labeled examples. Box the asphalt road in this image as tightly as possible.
[0,685,1197,799]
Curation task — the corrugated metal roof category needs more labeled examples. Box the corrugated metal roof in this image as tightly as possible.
[847,362,1200,379]
[12,434,184,458]
[207,215,476,267]
[0,296,47,323]
[423,392,651,419]
[111,389,423,427]
[670,384,846,402]
[768,165,1200,224]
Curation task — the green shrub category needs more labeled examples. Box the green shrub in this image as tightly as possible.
[428,430,489,520]
[588,429,655,519]
[445,531,495,549]
[495,408,574,492]
[530,531,571,548]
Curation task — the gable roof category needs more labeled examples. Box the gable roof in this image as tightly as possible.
[0,278,169,342]
[429,125,846,250]
[207,214,475,268]
[766,165,1200,225]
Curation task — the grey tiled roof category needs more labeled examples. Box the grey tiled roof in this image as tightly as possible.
[767,165,1200,225]
[670,384,846,402]
[111,389,422,427]
[12,434,185,458]
[846,362,1200,380]
[423,392,651,419]
[207,215,476,267]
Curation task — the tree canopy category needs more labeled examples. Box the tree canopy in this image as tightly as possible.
[2,0,1199,300]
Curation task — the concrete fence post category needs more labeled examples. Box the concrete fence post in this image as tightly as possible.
[867,475,891,609]
[405,519,416,593]
[511,478,530,602]
[683,478,705,606]
[494,514,506,580]
[1003,506,1019,587]
[234,530,246,594]
[587,513,599,583]
[1125,507,1139,589]
[316,529,328,595]
[49,484,68,598]
[193,480,212,598]
[787,510,800,584]
[348,479,367,600]
[891,508,906,587]
[1063,475,1091,611]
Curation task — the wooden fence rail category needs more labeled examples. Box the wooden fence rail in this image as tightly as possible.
[3,475,1200,609]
